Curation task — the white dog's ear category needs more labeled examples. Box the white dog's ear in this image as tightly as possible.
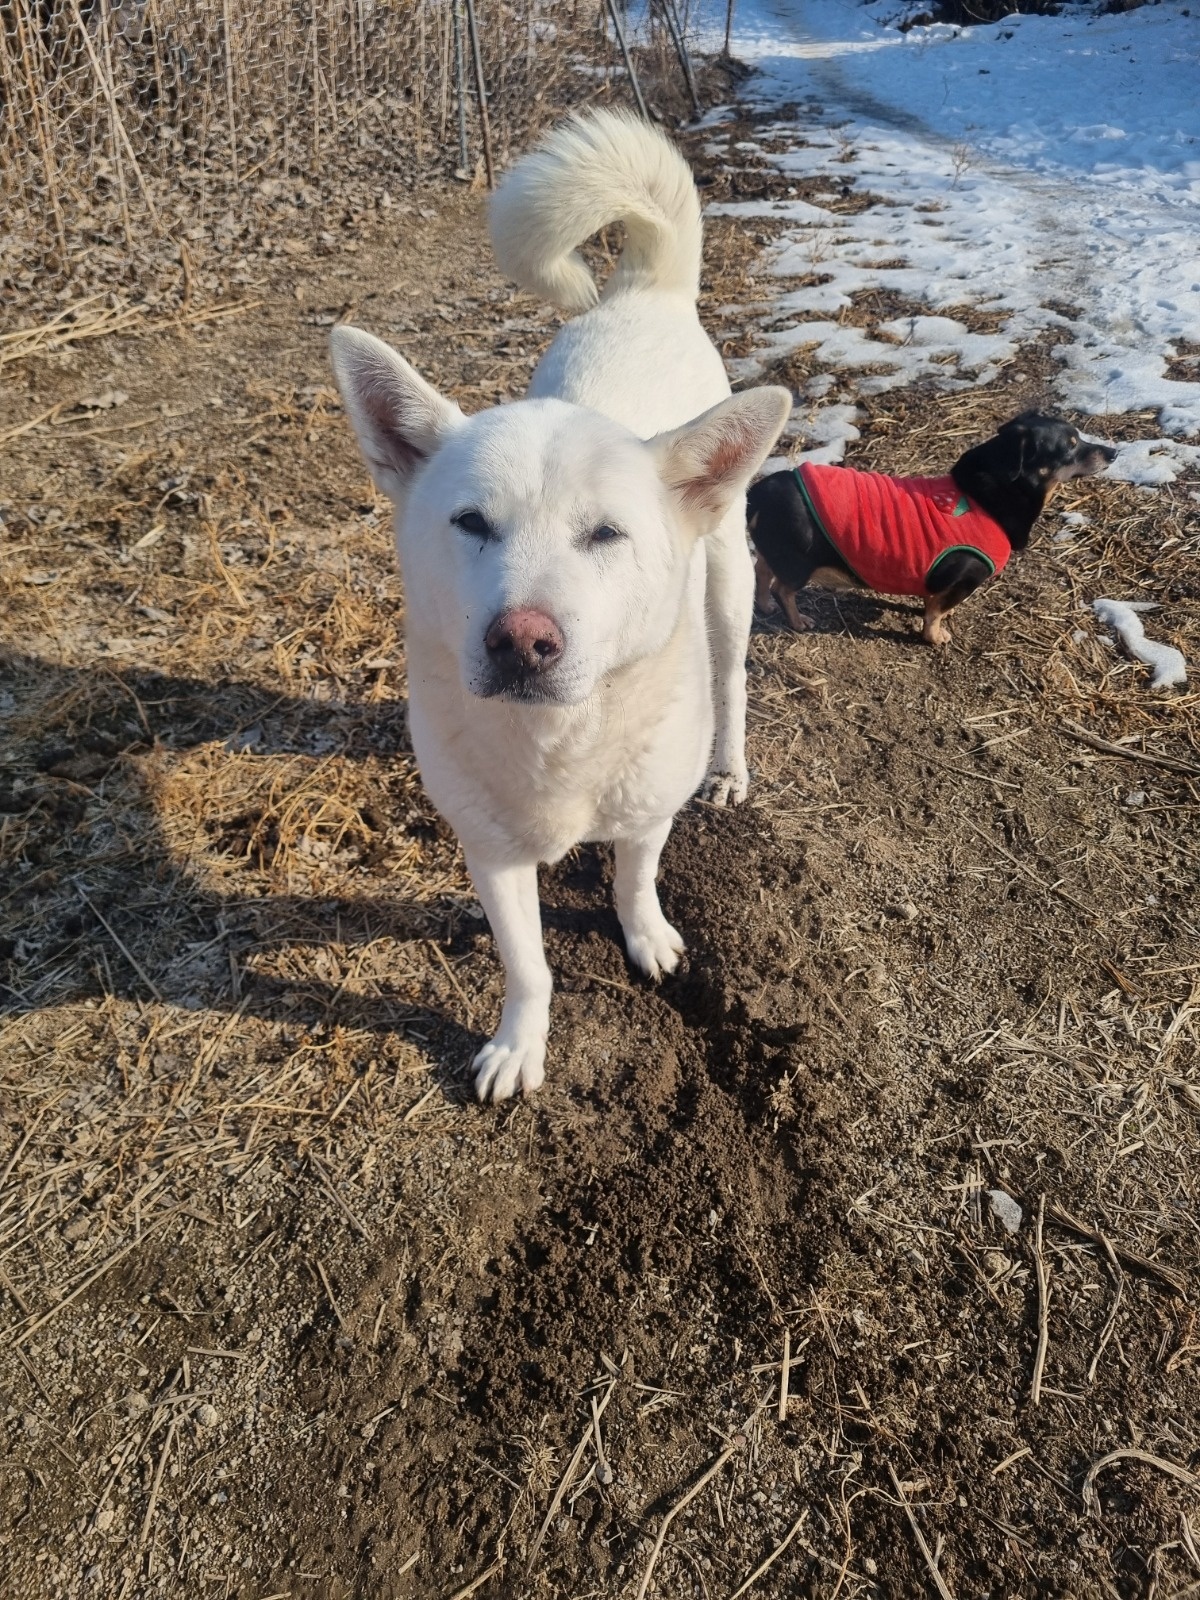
[650,387,792,532]
[330,326,463,504]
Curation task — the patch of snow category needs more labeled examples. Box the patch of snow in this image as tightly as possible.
[749,308,1013,396]
[761,399,863,472]
[708,197,832,224]
[694,103,737,129]
[1092,599,1188,689]
[1103,436,1200,488]
[792,400,862,464]
[1054,509,1089,543]
[695,0,1200,475]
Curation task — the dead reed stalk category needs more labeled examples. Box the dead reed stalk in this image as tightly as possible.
[0,0,675,293]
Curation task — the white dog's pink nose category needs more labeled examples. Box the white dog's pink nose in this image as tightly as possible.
[485,608,564,674]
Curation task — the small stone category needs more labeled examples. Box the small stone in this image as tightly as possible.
[124,1392,150,1417]
[988,1189,1023,1235]
[77,388,128,412]
[984,1250,1012,1276]
[94,1508,114,1532]
[1123,790,1146,807]
[195,1403,219,1429]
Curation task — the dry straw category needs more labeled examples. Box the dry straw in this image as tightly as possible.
[0,0,647,287]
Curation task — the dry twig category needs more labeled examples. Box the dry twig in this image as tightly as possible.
[635,1439,743,1600]
[138,1420,177,1550]
[777,1326,791,1423]
[1088,1230,1124,1384]
[886,1462,956,1600]
[77,885,164,1001]
[526,1379,616,1570]
[1082,1450,1200,1518]
[1047,1202,1187,1296]
[729,1509,810,1600]
[1031,1194,1051,1406]
[13,1211,175,1347]
[960,816,1094,920]
[1058,720,1200,778]
[447,1557,504,1599]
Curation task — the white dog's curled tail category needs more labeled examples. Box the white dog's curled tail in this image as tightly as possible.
[489,109,703,314]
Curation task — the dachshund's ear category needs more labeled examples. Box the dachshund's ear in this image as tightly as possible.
[996,417,1032,482]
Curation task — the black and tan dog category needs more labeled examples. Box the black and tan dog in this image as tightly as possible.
[747,411,1116,645]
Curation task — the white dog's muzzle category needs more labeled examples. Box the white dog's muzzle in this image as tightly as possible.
[473,605,573,702]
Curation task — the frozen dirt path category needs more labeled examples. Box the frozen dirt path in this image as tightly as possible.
[703,0,1200,481]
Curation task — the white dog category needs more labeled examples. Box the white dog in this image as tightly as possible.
[330,111,789,1100]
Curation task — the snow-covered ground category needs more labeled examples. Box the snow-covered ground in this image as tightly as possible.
[693,0,1200,485]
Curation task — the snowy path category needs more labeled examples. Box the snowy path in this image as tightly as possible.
[698,0,1200,483]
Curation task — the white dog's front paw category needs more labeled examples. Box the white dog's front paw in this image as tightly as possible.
[472,1030,547,1102]
[699,762,749,807]
[623,914,685,981]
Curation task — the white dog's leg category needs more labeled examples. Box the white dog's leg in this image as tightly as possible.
[699,518,755,806]
[464,853,552,1101]
[614,818,684,980]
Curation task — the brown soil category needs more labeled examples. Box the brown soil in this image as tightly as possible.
[2,101,1199,1600]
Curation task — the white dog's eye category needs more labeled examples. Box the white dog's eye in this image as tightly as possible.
[453,510,494,540]
[590,524,624,547]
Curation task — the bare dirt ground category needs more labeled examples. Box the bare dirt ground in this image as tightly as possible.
[2,95,1200,1600]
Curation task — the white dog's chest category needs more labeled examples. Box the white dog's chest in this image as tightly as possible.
[406,618,712,863]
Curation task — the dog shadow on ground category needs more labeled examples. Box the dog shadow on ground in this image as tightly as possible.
[1,647,780,1080]
[752,590,924,646]
[0,648,495,1076]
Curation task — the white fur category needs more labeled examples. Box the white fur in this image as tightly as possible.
[331,110,790,1099]
[489,108,703,314]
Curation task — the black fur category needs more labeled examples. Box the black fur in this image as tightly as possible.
[746,470,843,594]
[747,410,1117,632]
[950,411,1115,551]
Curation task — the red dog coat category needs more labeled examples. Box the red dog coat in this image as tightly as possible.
[794,463,1011,598]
